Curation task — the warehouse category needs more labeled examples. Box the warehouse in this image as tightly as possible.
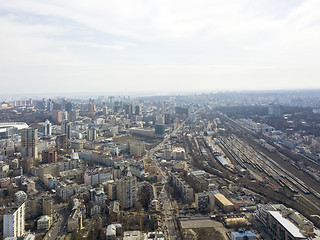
[214,193,234,212]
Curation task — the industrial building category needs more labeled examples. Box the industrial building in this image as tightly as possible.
[215,155,230,167]
[225,217,248,228]
[214,193,234,212]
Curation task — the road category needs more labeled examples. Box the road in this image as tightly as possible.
[146,121,184,240]
[143,121,185,160]
[45,203,69,240]
[159,185,178,240]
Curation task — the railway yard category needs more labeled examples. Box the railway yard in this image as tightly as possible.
[184,110,320,220]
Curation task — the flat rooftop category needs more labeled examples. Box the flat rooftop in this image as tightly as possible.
[268,211,306,239]
[214,193,234,207]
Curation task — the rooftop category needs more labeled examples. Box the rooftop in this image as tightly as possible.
[216,156,229,166]
[214,193,234,207]
[269,211,306,239]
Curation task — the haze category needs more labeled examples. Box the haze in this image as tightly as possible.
[1,0,320,94]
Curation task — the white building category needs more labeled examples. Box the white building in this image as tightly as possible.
[124,231,143,240]
[14,191,27,203]
[231,229,256,240]
[106,223,122,240]
[37,215,52,230]
[3,202,25,238]
[172,148,186,160]
[44,119,52,136]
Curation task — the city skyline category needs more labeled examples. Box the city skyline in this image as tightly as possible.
[1,0,320,94]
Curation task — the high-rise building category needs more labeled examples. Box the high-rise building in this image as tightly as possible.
[21,128,38,159]
[46,99,53,112]
[52,110,62,123]
[42,196,54,217]
[124,104,133,115]
[103,106,108,116]
[42,150,57,163]
[61,120,72,139]
[44,119,52,136]
[3,202,25,238]
[56,134,68,150]
[116,176,137,209]
[27,98,32,106]
[62,111,68,121]
[87,128,97,141]
[88,103,96,112]
[135,105,141,115]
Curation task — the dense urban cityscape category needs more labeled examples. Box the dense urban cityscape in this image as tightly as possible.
[0,90,320,240]
[1,0,320,239]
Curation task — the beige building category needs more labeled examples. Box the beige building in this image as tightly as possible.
[129,141,145,156]
[107,181,117,200]
[172,148,186,160]
[37,215,52,230]
[67,209,83,232]
[214,193,234,213]
[42,196,53,217]
[116,176,137,209]
[268,211,306,240]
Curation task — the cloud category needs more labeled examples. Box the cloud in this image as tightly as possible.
[67,41,130,51]
[0,0,320,94]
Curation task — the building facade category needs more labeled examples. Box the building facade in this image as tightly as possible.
[3,202,26,238]
[21,128,38,159]
[117,176,137,209]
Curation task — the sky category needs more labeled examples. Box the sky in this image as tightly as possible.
[1,0,320,95]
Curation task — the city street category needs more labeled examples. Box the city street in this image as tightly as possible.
[45,203,69,240]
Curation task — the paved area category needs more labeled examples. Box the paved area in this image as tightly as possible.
[180,219,230,240]
[180,219,216,229]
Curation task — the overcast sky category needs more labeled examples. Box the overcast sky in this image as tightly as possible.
[1,0,320,95]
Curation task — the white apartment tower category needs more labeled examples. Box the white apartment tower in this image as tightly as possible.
[44,119,52,136]
[3,202,26,238]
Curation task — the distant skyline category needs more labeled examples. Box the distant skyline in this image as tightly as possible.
[1,0,320,94]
